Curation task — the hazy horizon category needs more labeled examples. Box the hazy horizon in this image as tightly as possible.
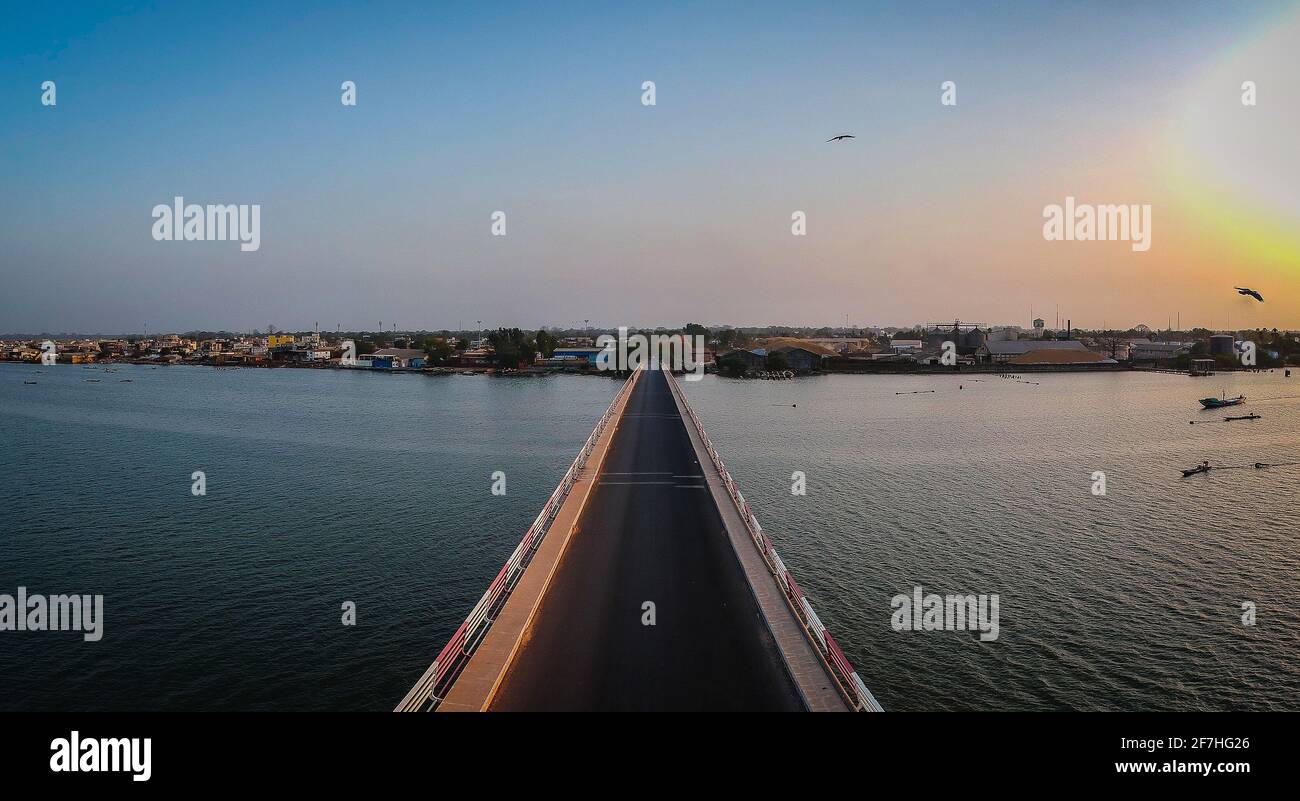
[4,1,1299,333]
[0,316,1274,340]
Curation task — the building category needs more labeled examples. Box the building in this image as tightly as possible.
[1129,341,1192,362]
[767,345,824,373]
[719,349,766,372]
[1209,335,1235,355]
[977,339,1088,364]
[1006,349,1116,367]
[550,347,602,366]
[923,322,986,351]
[370,348,426,369]
[785,337,871,353]
[914,350,976,366]
[754,338,835,372]
[984,327,1021,342]
[457,347,494,367]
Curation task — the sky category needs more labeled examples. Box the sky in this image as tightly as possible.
[2,0,1299,334]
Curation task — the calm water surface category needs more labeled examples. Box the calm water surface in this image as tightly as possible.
[3,363,1297,710]
[0,363,617,710]
[682,370,1300,711]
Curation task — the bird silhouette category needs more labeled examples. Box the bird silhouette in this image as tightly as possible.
[1234,287,1264,302]
[826,134,855,142]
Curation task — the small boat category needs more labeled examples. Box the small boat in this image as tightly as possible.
[1224,413,1261,421]
[1199,395,1246,409]
[119,379,133,383]
[23,379,37,385]
[1181,462,1212,477]
[83,378,101,383]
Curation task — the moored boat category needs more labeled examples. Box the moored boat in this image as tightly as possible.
[1199,395,1245,409]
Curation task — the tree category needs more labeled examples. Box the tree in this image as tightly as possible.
[423,338,455,366]
[488,328,538,368]
[1099,334,1127,359]
[535,329,558,358]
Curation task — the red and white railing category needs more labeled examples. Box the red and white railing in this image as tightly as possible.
[665,370,884,712]
[396,369,640,712]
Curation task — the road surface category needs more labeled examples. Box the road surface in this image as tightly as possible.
[488,368,805,711]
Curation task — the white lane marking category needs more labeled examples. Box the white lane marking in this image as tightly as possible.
[598,480,707,488]
[602,472,671,475]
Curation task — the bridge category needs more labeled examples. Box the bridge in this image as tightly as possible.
[397,366,882,712]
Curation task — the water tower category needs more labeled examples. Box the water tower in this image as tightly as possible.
[1209,334,1235,355]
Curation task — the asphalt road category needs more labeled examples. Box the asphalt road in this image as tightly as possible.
[488,368,805,711]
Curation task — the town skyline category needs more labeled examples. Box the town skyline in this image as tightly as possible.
[1,310,1289,342]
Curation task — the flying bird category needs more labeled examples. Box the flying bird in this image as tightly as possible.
[1234,287,1264,302]
[826,134,855,142]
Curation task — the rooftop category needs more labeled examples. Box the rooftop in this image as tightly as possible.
[372,348,426,359]
[984,340,1088,355]
[1008,349,1112,365]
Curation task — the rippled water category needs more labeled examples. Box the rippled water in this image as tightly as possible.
[4,363,1297,711]
[681,370,1300,711]
[0,362,617,710]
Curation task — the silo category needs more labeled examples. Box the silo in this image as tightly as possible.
[1209,335,1235,355]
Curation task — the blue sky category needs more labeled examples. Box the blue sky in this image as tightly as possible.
[2,1,1297,333]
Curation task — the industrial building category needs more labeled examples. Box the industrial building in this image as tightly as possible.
[1129,341,1192,362]
[923,322,987,351]
[976,339,1089,364]
[1209,335,1236,356]
[370,347,426,369]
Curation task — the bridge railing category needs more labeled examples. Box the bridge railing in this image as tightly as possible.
[665,370,885,712]
[395,368,641,712]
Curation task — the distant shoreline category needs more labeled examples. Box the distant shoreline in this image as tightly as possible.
[4,360,1286,378]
